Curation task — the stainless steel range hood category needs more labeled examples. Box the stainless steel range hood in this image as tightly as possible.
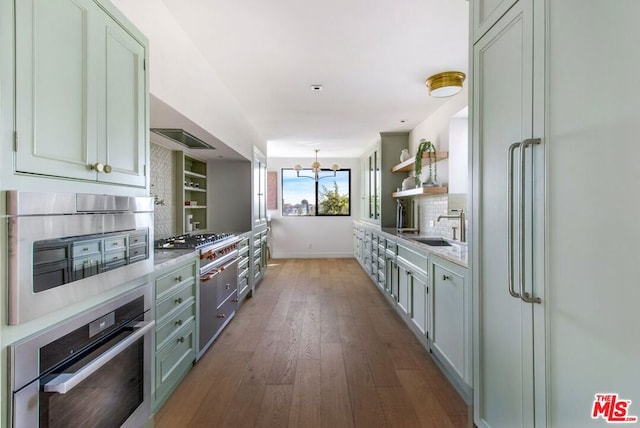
[150,128,216,150]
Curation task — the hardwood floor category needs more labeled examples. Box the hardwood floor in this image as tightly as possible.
[154,258,469,428]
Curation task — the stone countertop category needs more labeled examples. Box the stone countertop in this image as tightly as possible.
[355,222,468,268]
[154,248,199,271]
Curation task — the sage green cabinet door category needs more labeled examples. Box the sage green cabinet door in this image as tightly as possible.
[397,264,410,315]
[409,270,428,337]
[472,1,538,426]
[14,0,147,188]
[472,0,518,42]
[431,263,464,377]
[99,14,146,187]
[15,0,98,181]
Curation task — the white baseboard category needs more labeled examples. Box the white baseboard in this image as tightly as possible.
[272,252,354,259]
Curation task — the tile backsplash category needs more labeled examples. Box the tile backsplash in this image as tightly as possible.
[416,193,468,241]
[150,143,176,239]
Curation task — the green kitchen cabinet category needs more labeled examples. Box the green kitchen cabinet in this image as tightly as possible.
[237,232,252,300]
[153,256,198,411]
[429,254,470,400]
[360,133,407,227]
[14,0,147,187]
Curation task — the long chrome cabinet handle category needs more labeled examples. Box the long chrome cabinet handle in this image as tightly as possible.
[519,138,542,304]
[507,142,521,298]
[43,320,155,394]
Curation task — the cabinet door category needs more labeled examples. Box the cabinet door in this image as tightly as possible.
[472,1,540,427]
[397,264,410,315]
[472,0,518,42]
[431,264,464,377]
[99,13,146,187]
[253,150,267,225]
[409,270,428,337]
[15,0,98,181]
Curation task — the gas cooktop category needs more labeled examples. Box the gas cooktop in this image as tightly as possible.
[155,233,235,250]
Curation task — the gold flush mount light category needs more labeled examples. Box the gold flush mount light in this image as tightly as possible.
[425,71,466,98]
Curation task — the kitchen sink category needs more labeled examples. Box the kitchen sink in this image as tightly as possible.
[411,237,452,247]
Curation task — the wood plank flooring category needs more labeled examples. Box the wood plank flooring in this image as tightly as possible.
[154,258,469,428]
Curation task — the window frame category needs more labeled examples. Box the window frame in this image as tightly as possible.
[280,168,351,217]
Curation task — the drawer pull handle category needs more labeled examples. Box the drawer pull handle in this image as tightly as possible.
[201,273,217,282]
[112,242,118,246]
[216,314,226,319]
[177,336,185,343]
[112,256,119,260]
[226,284,230,290]
[175,275,183,282]
[175,319,183,326]
[83,247,89,251]
[442,275,450,281]
[232,298,239,303]
[175,297,183,304]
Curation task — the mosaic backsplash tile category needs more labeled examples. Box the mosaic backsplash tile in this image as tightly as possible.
[150,143,176,239]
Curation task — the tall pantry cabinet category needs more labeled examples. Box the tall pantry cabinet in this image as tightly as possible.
[471,0,640,427]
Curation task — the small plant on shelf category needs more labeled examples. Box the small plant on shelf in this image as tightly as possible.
[415,139,437,185]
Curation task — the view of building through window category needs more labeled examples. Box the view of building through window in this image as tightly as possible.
[281,169,350,216]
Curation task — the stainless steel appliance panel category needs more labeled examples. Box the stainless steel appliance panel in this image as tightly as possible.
[9,284,154,428]
[6,191,154,325]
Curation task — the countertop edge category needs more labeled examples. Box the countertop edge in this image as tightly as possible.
[354,221,468,268]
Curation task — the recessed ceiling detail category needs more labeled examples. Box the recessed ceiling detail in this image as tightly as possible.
[310,85,323,92]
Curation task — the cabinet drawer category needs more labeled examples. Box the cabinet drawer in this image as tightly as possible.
[238,277,249,295]
[129,245,148,262]
[128,231,148,247]
[72,240,101,257]
[103,249,126,265]
[156,263,197,300]
[156,282,197,320]
[155,321,195,404]
[386,241,398,253]
[398,244,429,273]
[156,300,196,350]
[104,235,127,251]
[238,257,249,271]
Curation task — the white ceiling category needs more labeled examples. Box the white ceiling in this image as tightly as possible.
[160,0,469,158]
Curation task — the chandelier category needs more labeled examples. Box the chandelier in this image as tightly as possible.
[293,149,340,181]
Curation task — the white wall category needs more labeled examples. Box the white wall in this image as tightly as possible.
[111,0,266,159]
[448,114,469,194]
[409,88,469,187]
[267,157,360,258]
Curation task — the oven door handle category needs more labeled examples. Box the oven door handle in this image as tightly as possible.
[43,320,155,394]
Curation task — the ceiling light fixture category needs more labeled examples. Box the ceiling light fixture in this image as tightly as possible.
[425,71,466,98]
[310,84,323,92]
[293,149,339,182]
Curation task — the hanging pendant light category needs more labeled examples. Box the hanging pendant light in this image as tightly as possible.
[293,149,339,181]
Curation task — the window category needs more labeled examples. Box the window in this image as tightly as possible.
[281,168,351,216]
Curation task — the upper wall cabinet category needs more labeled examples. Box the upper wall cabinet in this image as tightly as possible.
[472,0,518,43]
[253,148,267,227]
[14,0,148,188]
[360,132,407,227]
